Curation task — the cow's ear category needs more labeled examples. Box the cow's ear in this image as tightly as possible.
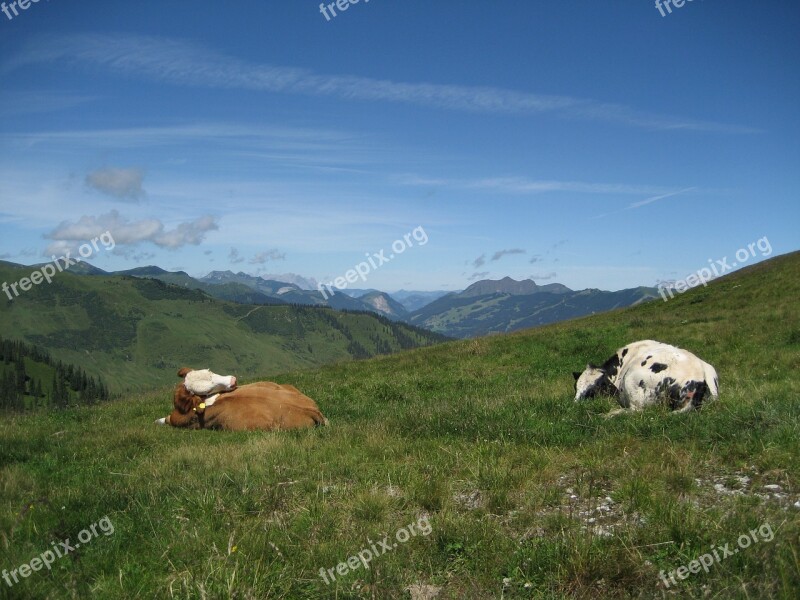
[572,371,582,380]
[173,385,196,414]
[177,367,193,378]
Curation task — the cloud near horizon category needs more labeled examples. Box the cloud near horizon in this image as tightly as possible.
[44,210,218,256]
[468,271,490,281]
[530,272,558,281]
[249,249,286,264]
[491,248,526,261]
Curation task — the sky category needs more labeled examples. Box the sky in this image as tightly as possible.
[0,0,798,292]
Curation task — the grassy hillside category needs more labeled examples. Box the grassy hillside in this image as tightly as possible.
[0,252,798,599]
[0,264,446,393]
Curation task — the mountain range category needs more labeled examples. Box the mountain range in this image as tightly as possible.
[4,261,659,339]
[408,277,658,338]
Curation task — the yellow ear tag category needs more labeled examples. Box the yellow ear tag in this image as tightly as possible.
[199,403,206,410]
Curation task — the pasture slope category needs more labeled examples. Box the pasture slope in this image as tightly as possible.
[1,251,798,599]
[0,261,446,393]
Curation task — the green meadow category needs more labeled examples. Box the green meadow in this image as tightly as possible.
[1,252,798,599]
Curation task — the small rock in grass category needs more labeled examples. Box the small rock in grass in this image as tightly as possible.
[407,584,442,600]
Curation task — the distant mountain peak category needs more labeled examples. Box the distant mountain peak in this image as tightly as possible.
[203,269,236,279]
[461,277,538,297]
[358,291,409,319]
[260,273,319,290]
[460,276,572,298]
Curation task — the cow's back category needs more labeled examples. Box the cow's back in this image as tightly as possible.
[205,383,326,431]
[614,341,718,410]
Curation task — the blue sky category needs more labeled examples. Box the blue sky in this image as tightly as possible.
[1,0,798,292]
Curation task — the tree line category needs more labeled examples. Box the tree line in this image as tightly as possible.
[0,337,110,411]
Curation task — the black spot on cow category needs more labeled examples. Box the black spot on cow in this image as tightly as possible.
[650,362,668,373]
[655,377,682,409]
[640,354,653,367]
[621,348,629,358]
[601,353,621,378]
[638,379,646,389]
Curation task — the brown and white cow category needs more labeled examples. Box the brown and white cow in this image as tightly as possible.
[573,340,719,414]
[155,368,328,431]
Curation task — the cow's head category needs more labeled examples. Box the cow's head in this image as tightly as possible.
[178,367,237,396]
[154,368,237,427]
[573,364,617,401]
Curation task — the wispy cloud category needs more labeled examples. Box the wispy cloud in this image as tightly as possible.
[530,271,558,281]
[22,124,362,153]
[2,122,385,177]
[249,249,286,264]
[2,33,761,134]
[627,186,697,209]
[400,175,682,197]
[472,254,486,268]
[468,271,490,281]
[0,91,96,116]
[591,187,698,220]
[491,248,526,261]
[228,248,244,264]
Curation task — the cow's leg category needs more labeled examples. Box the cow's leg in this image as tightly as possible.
[672,381,709,412]
[163,409,200,429]
[203,394,219,408]
[604,407,628,419]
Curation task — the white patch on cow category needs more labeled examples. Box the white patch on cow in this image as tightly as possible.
[155,417,167,425]
[183,369,236,396]
[203,393,220,408]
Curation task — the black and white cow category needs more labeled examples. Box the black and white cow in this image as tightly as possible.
[573,340,719,413]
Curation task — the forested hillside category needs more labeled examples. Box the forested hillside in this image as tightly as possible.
[0,337,110,411]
